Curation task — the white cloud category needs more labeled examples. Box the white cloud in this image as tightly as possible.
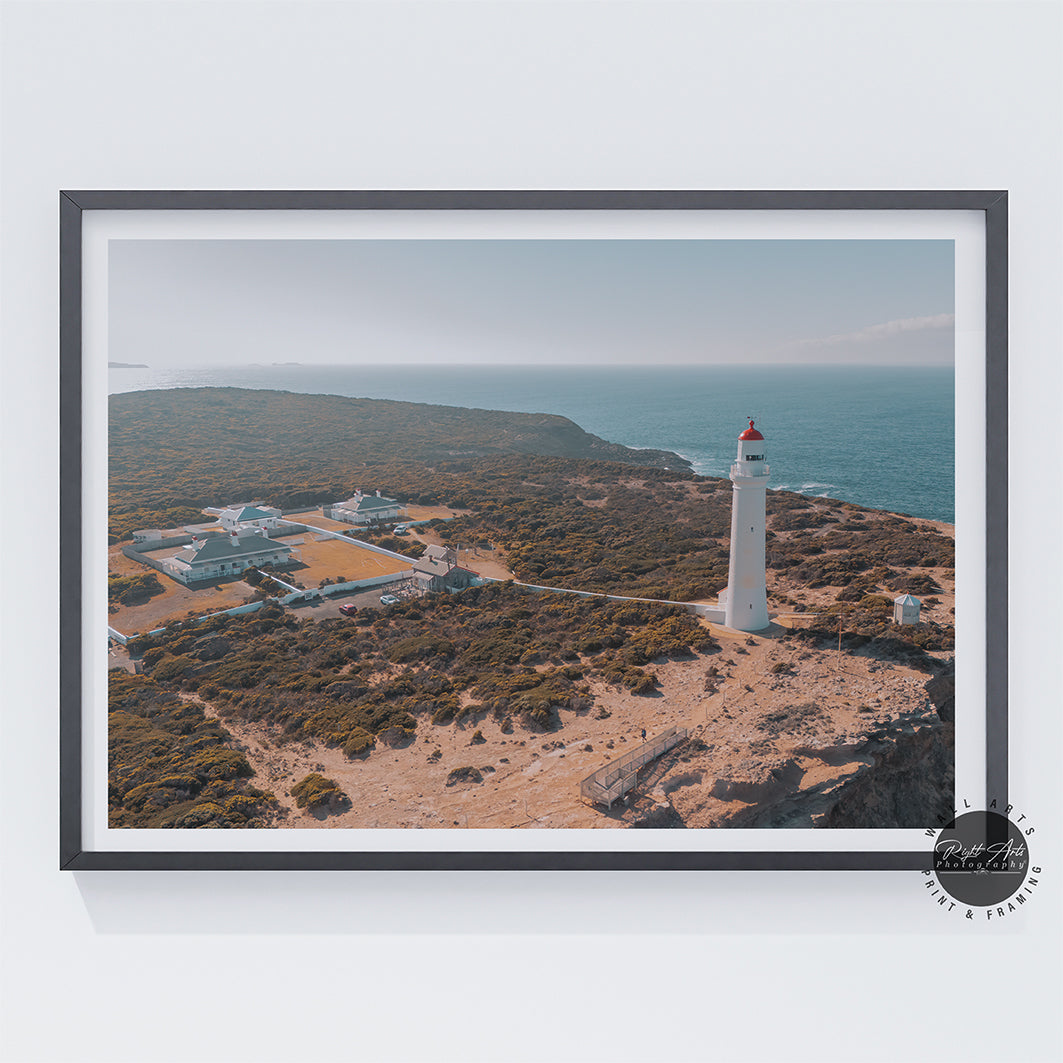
[794,313,955,349]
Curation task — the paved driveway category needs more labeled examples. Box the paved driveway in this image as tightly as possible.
[285,586,407,620]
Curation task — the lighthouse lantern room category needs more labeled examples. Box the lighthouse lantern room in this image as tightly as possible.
[724,419,770,631]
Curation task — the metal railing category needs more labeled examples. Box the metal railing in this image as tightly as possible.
[579,727,689,808]
[730,461,770,478]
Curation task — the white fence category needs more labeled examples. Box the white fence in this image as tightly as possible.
[281,570,413,605]
[476,576,726,622]
[276,519,417,564]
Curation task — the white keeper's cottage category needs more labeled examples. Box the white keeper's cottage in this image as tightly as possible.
[218,504,283,534]
[327,489,405,525]
[893,593,921,625]
[165,530,296,585]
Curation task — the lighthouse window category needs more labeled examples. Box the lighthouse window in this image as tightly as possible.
[746,453,763,461]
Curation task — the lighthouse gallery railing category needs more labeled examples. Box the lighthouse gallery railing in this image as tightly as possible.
[730,462,770,478]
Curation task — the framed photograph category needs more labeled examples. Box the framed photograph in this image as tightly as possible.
[60,190,1007,870]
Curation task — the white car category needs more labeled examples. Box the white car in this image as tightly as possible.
[379,594,400,606]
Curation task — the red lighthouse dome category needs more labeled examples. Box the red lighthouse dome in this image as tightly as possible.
[738,419,764,441]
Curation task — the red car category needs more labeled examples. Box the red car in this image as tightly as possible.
[339,603,358,617]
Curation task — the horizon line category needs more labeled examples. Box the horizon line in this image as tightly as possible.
[112,360,957,370]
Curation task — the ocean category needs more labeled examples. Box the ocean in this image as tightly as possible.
[108,363,955,522]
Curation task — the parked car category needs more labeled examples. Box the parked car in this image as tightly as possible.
[379,594,400,606]
[339,603,358,616]
[393,524,409,535]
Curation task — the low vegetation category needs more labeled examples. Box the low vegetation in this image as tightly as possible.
[290,772,350,812]
[108,388,689,537]
[108,572,164,605]
[107,504,208,544]
[346,530,424,559]
[108,671,276,828]
[123,584,718,764]
[797,601,954,659]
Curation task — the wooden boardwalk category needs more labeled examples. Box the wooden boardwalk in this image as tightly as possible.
[579,727,689,809]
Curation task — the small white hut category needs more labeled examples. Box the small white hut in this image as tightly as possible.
[893,593,921,625]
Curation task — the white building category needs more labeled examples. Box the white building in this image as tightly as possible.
[893,593,921,625]
[327,489,405,525]
[131,529,167,545]
[218,504,282,534]
[723,419,770,631]
[165,529,296,585]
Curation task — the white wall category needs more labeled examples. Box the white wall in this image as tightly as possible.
[1,3,1060,1062]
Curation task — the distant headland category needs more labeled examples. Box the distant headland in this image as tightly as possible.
[108,361,149,369]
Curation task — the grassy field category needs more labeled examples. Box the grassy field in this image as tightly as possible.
[282,535,411,585]
[292,513,354,532]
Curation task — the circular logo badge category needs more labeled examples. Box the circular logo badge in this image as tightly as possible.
[934,810,1030,906]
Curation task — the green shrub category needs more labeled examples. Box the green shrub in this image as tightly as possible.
[859,594,893,612]
[387,635,456,663]
[342,729,374,757]
[108,572,164,605]
[291,772,349,811]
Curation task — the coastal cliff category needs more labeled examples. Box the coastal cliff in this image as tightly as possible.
[628,664,955,830]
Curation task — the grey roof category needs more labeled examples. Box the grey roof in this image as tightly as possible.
[413,556,453,577]
[424,544,456,563]
[180,534,293,565]
[336,495,399,513]
[222,505,275,522]
[893,593,921,605]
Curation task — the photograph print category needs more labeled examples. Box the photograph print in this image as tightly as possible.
[103,232,957,834]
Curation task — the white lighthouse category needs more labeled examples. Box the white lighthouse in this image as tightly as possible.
[724,419,770,631]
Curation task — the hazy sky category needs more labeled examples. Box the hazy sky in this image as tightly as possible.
[109,239,954,367]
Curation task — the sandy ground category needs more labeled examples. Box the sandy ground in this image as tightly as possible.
[199,620,940,830]
[108,542,259,634]
[108,577,258,634]
[275,534,411,586]
[405,504,469,522]
[455,550,516,581]
[291,513,363,532]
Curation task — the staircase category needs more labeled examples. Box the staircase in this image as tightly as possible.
[579,727,689,809]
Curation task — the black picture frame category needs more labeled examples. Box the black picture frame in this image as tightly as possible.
[60,189,1008,871]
